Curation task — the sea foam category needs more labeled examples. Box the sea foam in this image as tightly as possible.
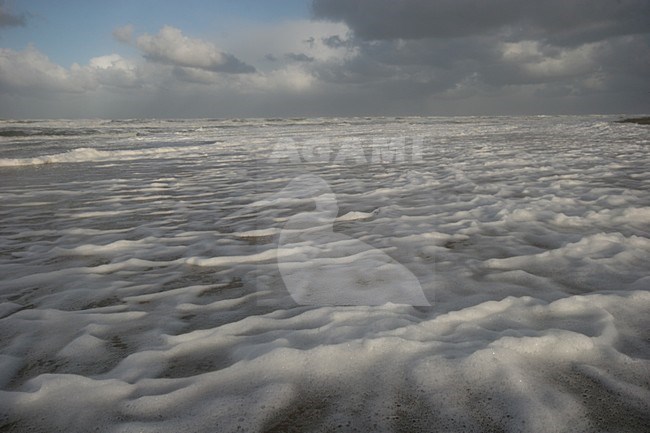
[0,116,648,432]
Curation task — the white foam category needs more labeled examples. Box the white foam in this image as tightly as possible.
[336,210,377,221]
[0,144,210,167]
[0,116,648,432]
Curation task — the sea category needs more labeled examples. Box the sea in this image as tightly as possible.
[0,116,648,432]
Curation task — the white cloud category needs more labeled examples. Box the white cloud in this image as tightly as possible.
[0,45,85,93]
[195,19,356,94]
[501,40,598,81]
[172,66,220,85]
[243,64,316,93]
[220,19,355,67]
[83,54,142,88]
[0,47,148,95]
[0,22,351,111]
[135,26,255,73]
[136,26,223,68]
[122,21,345,92]
[88,54,128,70]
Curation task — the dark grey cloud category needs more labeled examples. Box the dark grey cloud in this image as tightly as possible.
[322,34,354,49]
[0,0,27,27]
[302,36,316,48]
[311,36,490,99]
[312,0,650,45]
[306,0,650,114]
[285,52,315,62]
[207,53,256,73]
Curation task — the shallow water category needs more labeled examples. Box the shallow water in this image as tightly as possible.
[0,116,648,432]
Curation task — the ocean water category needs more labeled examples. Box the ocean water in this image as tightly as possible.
[0,116,648,432]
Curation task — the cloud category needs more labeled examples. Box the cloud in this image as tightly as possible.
[306,0,650,113]
[285,53,315,62]
[112,24,134,44]
[172,66,220,85]
[0,21,326,99]
[242,64,317,93]
[312,0,650,45]
[0,46,84,93]
[0,46,145,95]
[83,54,143,88]
[0,21,334,116]
[222,19,353,65]
[1,11,648,117]
[498,41,598,82]
[322,35,353,49]
[134,26,255,73]
[0,0,26,28]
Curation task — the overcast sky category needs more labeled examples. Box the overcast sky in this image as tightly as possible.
[1,0,649,118]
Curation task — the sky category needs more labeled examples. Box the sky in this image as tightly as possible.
[0,0,649,118]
